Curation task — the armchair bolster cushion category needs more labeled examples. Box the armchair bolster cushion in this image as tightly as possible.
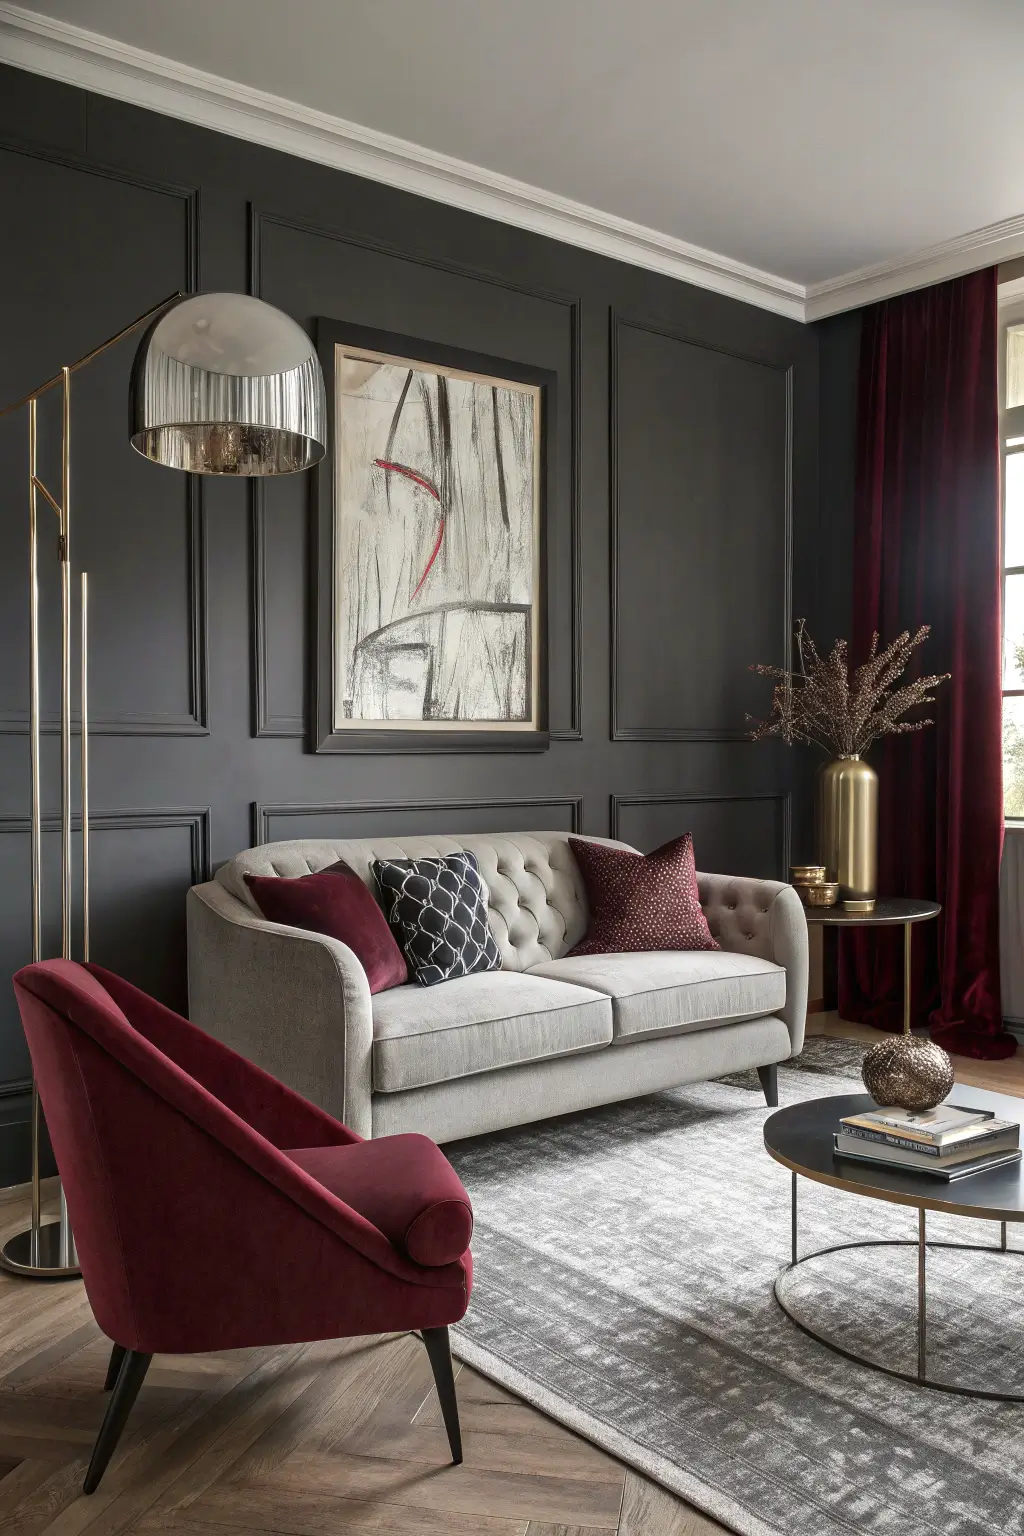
[287,1132,473,1268]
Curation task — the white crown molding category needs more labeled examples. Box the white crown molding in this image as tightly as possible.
[806,214,1024,321]
[0,3,806,320]
[5,3,1024,326]
[998,274,1024,307]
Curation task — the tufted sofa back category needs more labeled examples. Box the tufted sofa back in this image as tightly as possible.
[215,831,634,972]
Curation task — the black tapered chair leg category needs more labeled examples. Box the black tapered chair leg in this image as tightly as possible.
[84,1349,152,1494]
[758,1063,779,1107]
[103,1343,127,1391]
[421,1326,463,1465]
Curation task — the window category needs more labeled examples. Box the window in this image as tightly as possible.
[1000,286,1024,817]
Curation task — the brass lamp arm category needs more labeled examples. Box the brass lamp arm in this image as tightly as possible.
[0,290,184,418]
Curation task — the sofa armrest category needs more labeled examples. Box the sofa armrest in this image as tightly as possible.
[696,872,808,1056]
[186,881,374,1137]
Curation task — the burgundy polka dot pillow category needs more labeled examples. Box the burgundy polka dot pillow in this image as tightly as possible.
[567,834,719,956]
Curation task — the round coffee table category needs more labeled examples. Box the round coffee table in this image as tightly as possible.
[764,1088,1024,1400]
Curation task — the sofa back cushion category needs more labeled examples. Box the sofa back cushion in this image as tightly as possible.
[567,833,718,956]
[373,852,502,986]
[243,862,408,993]
[216,831,630,971]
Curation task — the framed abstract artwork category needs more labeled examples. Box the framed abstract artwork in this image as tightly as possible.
[313,319,553,752]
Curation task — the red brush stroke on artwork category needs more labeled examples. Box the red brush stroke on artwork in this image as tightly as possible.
[373,459,439,500]
[373,458,445,601]
[410,520,445,600]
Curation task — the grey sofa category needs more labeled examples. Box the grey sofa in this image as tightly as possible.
[186,831,808,1144]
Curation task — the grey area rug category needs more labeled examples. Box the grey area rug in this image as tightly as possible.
[447,1036,1024,1536]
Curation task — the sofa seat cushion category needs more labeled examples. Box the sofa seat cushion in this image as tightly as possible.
[527,950,786,1043]
[371,972,613,1094]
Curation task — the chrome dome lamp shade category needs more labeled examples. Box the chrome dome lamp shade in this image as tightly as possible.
[130,292,326,475]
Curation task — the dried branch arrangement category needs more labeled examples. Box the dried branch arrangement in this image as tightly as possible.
[748,619,950,756]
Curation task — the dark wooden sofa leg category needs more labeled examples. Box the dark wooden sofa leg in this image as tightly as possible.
[758,1063,779,1107]
[84,1349,152,1494]
[103,1343,127,1391]
[421,1326,463,1465]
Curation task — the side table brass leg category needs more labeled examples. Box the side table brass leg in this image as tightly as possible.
[903,920,913,1034]
[917,1209,927,1381]
[791,1172,798,1266]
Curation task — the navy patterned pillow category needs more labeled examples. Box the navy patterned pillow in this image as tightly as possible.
[372,851,502,987]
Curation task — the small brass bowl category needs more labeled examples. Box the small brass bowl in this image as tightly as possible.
[791,865,826,884]
[803,880,839,908]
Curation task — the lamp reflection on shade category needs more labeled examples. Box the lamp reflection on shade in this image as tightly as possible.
[130,292,326,475]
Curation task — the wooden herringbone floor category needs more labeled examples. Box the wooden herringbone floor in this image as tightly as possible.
[1,1019,1020,1536]
[0,1179,716,1535]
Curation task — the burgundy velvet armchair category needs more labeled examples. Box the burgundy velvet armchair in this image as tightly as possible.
[12,960,473,1494]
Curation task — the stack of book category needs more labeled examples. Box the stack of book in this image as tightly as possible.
[834,1104,1021,1181]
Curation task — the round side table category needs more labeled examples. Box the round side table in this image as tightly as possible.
[803,897,940,1031]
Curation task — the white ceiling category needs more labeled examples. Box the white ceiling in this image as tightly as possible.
[4,0,1024,319]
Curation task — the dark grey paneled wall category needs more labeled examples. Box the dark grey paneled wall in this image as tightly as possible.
[0,64,818,1180]
[814,310,862,650]
[612,794,791,881]
[611,317,792,743]
[785,308,861,874]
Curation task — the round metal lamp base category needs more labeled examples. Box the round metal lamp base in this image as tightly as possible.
[0,1223,81,1280]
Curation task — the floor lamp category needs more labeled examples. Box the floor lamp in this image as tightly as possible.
[0,291,326,1278]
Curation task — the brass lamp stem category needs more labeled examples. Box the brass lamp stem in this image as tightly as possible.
[60,367,72,963]
[0,294,183,1282]
[81,572,89,963]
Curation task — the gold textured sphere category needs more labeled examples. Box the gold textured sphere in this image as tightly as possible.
[861,1034,955,1111]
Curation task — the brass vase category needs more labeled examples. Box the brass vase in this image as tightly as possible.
[817,755,878,905]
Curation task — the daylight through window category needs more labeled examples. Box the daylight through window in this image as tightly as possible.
[1001,302,1024,815]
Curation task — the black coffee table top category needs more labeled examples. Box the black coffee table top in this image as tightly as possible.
[801,897,941,927]
[764,1090,1024,1222]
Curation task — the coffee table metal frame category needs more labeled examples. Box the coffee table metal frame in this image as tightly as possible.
[777,1173,1022,1401]
[766,1089,1024,1403]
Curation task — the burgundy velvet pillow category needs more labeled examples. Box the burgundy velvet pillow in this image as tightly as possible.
[567,833,719,956]
[244,861,408,994]
[287,1134,473,1267]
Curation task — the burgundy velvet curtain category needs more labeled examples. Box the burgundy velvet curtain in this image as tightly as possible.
[838,268,1014,1059]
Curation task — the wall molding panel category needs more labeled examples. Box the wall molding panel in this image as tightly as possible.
[610,311,793,743]
[611,791,792,879]
[253,795,584,847]
[250,480,304,738]
[0,806,212,883]
[247,203,583,743]
[0,133,200,290]
[0,807,211,1103]
[0,480,208,739]
[0,134,206,737]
